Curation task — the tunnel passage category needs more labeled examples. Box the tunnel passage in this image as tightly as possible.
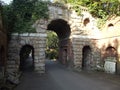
[19,45,34,71]
[82,46,92,70]
[47,19,71,65]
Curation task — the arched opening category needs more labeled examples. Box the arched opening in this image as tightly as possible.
[105,46,117,58]
[0,46,5,78]
[104,46,117,74]
[19,45,34,71]
[47,19,71,65]
[108,23,114,27]
[83,18,90,26]
[47,19,71,40]
[82,46,92,70]
[108,23,114,31]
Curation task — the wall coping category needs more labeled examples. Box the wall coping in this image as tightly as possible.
[11,33,47,37]
[71,35,100,39]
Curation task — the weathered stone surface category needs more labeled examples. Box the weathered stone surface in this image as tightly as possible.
[7,3,120,75]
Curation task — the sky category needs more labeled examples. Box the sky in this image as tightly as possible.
[1,0,53,4]
[1,0,13,4]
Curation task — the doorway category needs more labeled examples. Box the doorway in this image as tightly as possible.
[19,45,34,71]
[82,46,92,70]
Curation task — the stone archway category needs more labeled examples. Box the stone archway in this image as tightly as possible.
[82,46,92,70]
[47,19,72,65]
[19,45,34,71]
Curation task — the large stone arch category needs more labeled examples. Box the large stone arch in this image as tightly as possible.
[47,19,73,66]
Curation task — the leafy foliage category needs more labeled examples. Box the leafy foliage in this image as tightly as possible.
[46,31,59,59]
[58,0,120,18]
[2,0,49,33]
[54,0,120,29]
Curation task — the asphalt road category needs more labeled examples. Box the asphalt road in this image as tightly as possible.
[15,60,120,90]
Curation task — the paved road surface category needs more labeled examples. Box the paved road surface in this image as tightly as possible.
[15,60,120,90]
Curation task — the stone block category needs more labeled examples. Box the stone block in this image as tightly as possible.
[7,61,16,65]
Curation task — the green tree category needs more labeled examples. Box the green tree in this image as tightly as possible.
[54,0,120,18]
[2,0,49,34]
[46,31,59,59]
[53,0,120,29]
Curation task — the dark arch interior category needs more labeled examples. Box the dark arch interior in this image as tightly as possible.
[82,46,92,70]
[0,46,5,67]
[0,46,5,75]
[47,19,71,40]
[108,23,114,27]
[19,45,34,71]
[83,18,90,26]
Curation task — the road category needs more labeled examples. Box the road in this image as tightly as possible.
[15,60,120,90]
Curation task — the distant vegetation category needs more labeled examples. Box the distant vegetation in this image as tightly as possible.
[46,31,59,59]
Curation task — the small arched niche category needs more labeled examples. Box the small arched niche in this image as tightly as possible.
[105,46,117,58]
[83,18,90,26]
[108,23,114,30]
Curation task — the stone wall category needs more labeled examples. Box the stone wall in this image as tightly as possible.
[71,35,101,71]
[7,33,47,73]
